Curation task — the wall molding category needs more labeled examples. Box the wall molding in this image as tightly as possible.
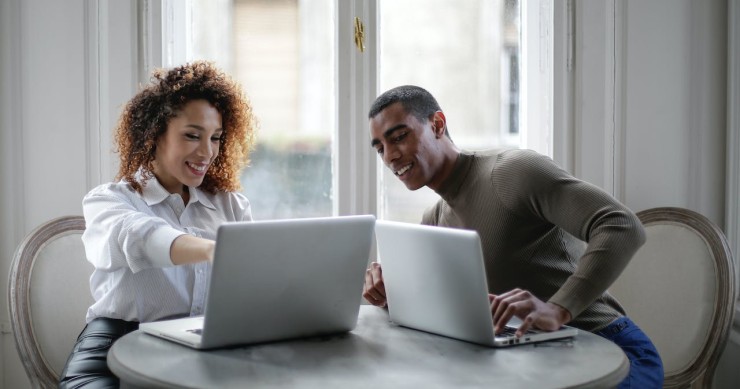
[84,0,102,189]
[572,0,624,198]
[0,0,26,239]
[0,0,26,385]
[612,0,626,202]
[6,0,25,236]
[6,0,26,239]
[726,0,740,340]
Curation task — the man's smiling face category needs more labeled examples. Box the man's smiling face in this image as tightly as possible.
[370,102,445,191]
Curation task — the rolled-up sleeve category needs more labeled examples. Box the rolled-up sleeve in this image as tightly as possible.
[82,188,186,273]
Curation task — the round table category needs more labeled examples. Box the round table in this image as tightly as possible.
[108,305,628,388]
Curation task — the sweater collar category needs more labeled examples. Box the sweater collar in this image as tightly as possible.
[435,151,474,202]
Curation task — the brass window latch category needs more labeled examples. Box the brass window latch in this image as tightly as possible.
[354,17,365,53]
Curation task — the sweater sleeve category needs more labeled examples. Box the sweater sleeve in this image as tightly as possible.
[494,150,645,318]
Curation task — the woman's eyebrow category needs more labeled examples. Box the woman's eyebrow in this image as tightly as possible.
[184,124,223,132]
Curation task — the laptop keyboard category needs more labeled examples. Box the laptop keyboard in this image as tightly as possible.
[496,326,538,338]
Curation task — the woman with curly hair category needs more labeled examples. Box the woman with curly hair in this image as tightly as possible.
[59,61,257,388]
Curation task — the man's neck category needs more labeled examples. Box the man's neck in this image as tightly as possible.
[427,145,461,192]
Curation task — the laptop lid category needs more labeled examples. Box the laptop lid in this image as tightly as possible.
[375,220,577,347]
[141,215,376,349]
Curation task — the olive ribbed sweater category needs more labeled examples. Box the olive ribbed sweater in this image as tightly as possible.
[422,149,646,331]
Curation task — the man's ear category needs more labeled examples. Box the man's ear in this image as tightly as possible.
[431,111,447,138]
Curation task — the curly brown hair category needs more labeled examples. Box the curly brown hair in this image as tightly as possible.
[114,61,256,194]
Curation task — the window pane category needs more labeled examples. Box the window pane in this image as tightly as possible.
[191,0,336,220]
[378,0,521,223]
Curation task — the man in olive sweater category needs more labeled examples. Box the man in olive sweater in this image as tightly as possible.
[363,85,663,388]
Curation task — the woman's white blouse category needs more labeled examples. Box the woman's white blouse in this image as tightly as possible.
[81,176,252,323]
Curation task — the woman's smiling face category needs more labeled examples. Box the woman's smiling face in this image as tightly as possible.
[153,99,223,196]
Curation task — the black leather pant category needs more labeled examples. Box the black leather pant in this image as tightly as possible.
[58,318,139,389]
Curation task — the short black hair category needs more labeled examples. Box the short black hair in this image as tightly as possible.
[368,85,441,122]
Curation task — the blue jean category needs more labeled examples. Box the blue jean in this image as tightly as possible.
[595,316,664,389]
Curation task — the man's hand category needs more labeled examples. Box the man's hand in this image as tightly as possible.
[488,288,572,337]
[363,262,387,307]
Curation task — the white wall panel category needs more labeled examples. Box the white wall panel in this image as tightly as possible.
[2,0,87,387]
[21,0,88,227]
[0,0,138,387]
[623,0,726,224]
[577,1,733,387]
[574,0,726,225]
[573,1,616,192]
[1,1,24,387]
[623,0,693,210]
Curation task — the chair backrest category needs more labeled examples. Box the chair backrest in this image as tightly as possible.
[8,216,94,388]
[609,207,736,388]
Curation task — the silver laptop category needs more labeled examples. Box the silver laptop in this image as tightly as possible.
[140,215,376,350]
[375,220,578,347]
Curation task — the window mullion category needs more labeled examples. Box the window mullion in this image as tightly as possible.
[520,0,554,159]
[552,0,574,173]
[138,0,189,82]
[571,0,618,194]
[335,0,377,217]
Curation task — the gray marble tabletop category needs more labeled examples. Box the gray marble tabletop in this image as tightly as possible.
[108,305,628,389]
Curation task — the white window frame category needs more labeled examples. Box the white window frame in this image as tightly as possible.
[568,0,624,197]
[335,0,378,217]
[85,0,140,187]
[138,0,190,80]
[521,0,554,159]
[141,0,379,217]
[139,0,564,220]
[552,0,575,172]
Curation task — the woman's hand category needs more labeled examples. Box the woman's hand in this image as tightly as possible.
[170,234,216,265]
